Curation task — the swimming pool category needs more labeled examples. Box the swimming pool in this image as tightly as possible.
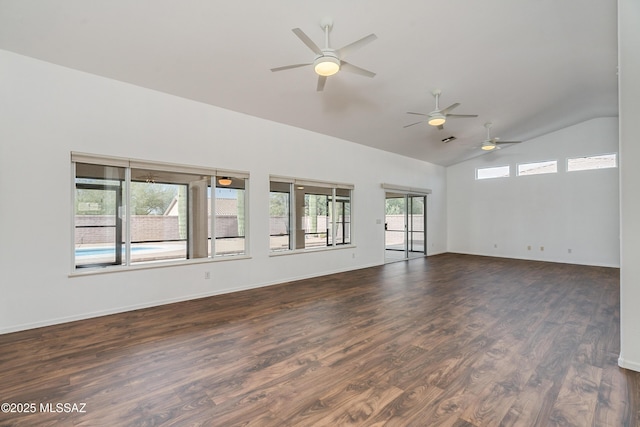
[75,246,161,257]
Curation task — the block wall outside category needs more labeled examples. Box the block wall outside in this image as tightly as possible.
[75,215,240,244]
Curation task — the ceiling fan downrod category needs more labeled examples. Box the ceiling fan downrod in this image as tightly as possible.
[432,89,442,110]
[320,17,333,50]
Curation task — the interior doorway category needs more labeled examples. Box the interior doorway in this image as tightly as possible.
[385,192,426,262]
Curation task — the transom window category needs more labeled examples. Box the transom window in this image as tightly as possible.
[476,165,510,180]
[517,160,558,176]
[567,153,617,172]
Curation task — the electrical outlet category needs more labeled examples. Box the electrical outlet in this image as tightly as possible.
[568,248,572,254]
[494,244,498,248]
[527,245,531,250]
[540,246,544,251]
[204,271,211,280]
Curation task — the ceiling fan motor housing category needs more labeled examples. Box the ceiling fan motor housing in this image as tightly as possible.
[481,141,497,151]
[428,113,446,126]
[314,51,340,76]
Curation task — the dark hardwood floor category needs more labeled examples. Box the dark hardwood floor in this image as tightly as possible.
[1,253,638,426]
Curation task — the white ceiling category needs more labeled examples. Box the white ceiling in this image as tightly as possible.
[0,0,618,166]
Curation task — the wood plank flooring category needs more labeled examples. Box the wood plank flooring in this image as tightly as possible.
[1,253,638,426]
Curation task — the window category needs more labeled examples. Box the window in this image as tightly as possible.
[330,189,351,246]
[215,177,246,257]
[269,181,292,251]
[476,165,510,180]
[301,186,330,249]
[128,167,206,264]
[75,163,125,268]
[567,153,617,172]
[73,153,248,270]
[517,160,558,176]
[269,177,353,252]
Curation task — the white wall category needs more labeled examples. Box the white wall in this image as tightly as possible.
[447,117,619,267]
[618,0,640,372]
[0,50,447,334]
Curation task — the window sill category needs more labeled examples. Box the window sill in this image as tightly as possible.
[69,254,252,277]
[269,244,356,258]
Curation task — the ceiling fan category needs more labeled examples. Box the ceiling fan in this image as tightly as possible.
[404,89,478,130]
[479,122,522,151]
[270,17,377,91]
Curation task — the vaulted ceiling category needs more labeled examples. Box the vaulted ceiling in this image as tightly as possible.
[0,0,618,166]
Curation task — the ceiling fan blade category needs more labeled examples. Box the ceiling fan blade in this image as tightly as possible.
[406,112,428,116]
[337,33,377,58]
[292,28,323,55]
[316,75,327,92]
[403,121,425,128]
[446,114,479,118]
[340,61,376,78]
[494,140,522,144]
[440,103,460,115]
[270,63,312,72]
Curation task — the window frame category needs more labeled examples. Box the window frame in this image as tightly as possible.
[71,152,249,274]
[269,176,354,255]
[214,176,248,258]
[567,153,618,172]
[476,165,510,180]
[269,181,294,252]
[516,160,558,176]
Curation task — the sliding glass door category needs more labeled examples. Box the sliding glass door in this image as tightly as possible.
[408,195,425,255]
[384,193,407,261]
[385,192,426,262]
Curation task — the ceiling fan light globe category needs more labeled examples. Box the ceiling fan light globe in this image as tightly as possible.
[314,56,340,76]
[428,114,446,127]
[481,142,496,151]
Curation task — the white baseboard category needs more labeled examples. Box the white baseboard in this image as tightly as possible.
[448,250,620,268]
[427,250,447,256]
[618,354,640,372]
